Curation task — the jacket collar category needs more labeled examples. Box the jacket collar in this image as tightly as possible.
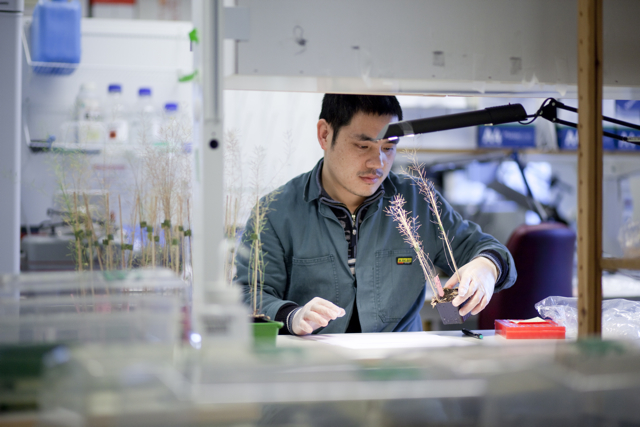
[303,158,398,203]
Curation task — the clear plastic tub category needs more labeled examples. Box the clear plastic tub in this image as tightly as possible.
[0,269,186,344]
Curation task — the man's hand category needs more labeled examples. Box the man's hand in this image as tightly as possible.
[291,297,346,335]
[443,257,498,316]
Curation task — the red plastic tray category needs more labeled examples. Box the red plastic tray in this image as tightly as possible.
[495,319,566,339]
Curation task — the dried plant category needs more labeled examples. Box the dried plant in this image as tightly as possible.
[122,110,192,273]
[223,131,295,291]
[401,151,462,284]
[223,131,246,287]
[246,146,278,317]
[49,151,93,272]
[385,195,444,305]
[223,131,296,318]
[49,105,193,278]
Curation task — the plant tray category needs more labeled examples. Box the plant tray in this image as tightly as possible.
[495,319,566,339]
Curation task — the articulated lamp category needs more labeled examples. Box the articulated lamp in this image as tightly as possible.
[377,98,640,145]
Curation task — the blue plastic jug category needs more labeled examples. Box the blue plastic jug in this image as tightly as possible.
[31,0,82,75]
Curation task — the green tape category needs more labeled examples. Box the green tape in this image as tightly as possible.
[107,234,114,240]
[153,236,160,242]
[140,221,147,228]
[172,238,179,245]
[147,226,153,232]
[178,70,198,83]
[189,28,199,43]
[102,239,109,246]
[183,229,192,237]
[178,225,184,232]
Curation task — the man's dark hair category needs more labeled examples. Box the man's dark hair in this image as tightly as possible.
[319,94,403,146]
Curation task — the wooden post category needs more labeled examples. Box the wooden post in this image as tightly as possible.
[577,0,603,337]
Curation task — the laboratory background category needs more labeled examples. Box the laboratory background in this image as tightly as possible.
[2,0,640,426]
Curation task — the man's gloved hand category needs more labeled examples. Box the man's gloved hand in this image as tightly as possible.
[291,297,346,335]
[443,257,498,316]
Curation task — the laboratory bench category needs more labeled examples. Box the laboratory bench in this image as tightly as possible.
[2,329,640,427]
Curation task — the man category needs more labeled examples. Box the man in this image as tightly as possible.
[236,94,516,335]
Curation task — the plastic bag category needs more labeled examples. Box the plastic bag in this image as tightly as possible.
[535,296,640,339]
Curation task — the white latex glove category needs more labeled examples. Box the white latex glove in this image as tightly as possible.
[291,297,346,336]
[443,257,498,317]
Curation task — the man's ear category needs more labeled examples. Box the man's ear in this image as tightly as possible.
[317,119,332,150]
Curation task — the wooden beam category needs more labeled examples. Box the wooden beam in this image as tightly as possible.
[601,257,640,271]
[577,0,603,338]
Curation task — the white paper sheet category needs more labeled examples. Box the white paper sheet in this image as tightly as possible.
[302,332,474,350]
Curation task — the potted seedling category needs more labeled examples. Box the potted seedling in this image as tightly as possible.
[244,145,284,347]
[224,133,297,346]
[246,193,283,346]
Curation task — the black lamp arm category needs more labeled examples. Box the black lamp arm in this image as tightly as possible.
[378,97,640,147]
[539,99,640,145]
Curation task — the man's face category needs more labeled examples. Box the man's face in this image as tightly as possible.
[317,112,398,212]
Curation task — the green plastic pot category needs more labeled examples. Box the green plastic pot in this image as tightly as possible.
[252,319,283,347]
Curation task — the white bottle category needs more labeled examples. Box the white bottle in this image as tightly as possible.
[131,87,159,145]
[75,82,101,122]
[104,84,129,143]
[163,102,179,119]
[158,102,179,147]
[73,82,103,145]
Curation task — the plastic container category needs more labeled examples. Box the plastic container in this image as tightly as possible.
[156,102,180,147]
[495,319,566,339]
[69,83,104,146]
[104,84,129,142]
[30,0,82,75]
[74,83,101,122]
[0,296,180,344]
[252,319,283,348]
[163,102,179,118]
[435,289,470,325]
[130,87,159,145]
[0,269,187,344]
[436,302,471,325]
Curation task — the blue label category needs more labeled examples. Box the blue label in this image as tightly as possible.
[616,130,640,151]
[477,125,535,148]
[616,100,640,113]
[557,127,617,151]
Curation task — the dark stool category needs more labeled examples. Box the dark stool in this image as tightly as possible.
[478,222,576,329]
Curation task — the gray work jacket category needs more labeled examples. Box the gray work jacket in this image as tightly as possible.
[236,160,516,333]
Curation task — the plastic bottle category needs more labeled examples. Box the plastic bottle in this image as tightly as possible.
[164,102,179,118]
[73,82,102,145]
[31,0,82,75]
[157,102,180,147]
[104,84,129,142]
[75,82,101,122]
[131,87,159,145]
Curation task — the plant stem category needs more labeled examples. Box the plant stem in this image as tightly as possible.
[426,188,462,284]
[83,193,104,273]
[187,198,192,281]
[74,193,83,273]
[129,197,138,269]
[119,195,125,270]
[252,196,260,316]
[406,153,462,284]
